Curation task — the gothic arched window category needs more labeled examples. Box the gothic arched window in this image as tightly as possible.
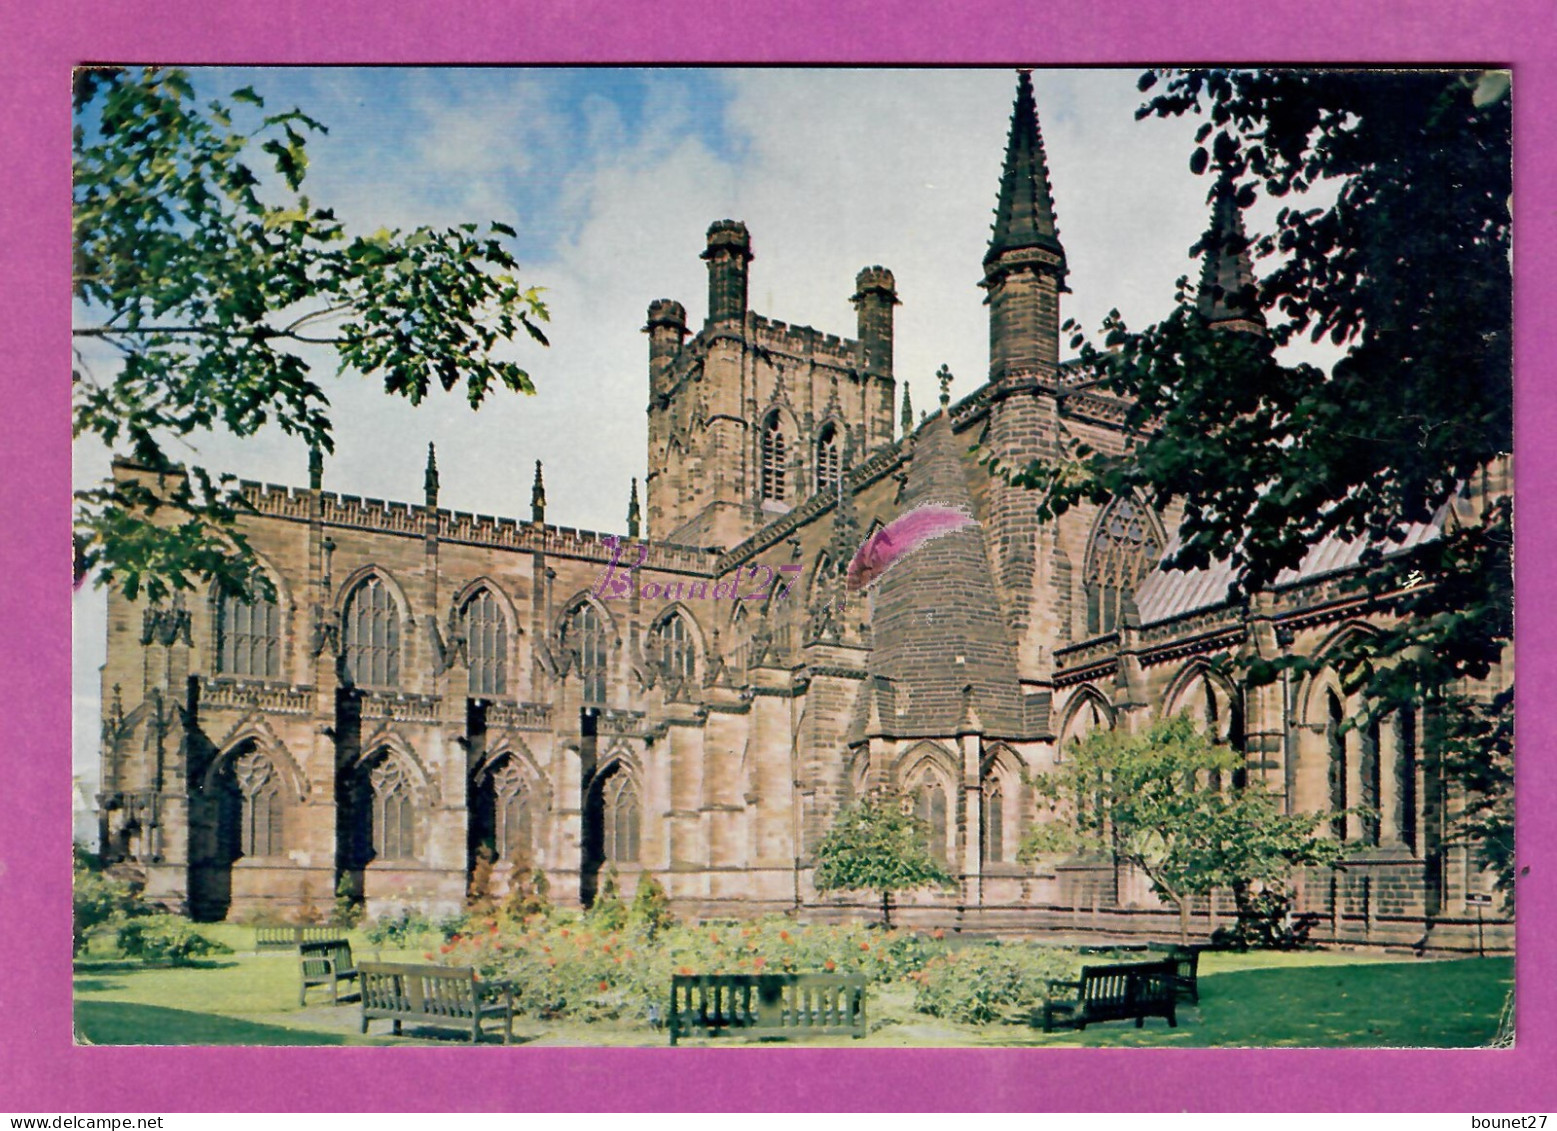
[760,414,788,502]
[464,588,508,697]
[1084,497,1162,636]
[490,758,533,863]
[233,749,283,857]
[815,424,841,496]
[215,591,281,679]
[654,613,696,685]
[603,772,640,864]
[568,603,608,706]
[1326,690,1348,842]
[370,757,416,860]
[915,779,949,864]
[342,576,400,688]
[982,779,1005,864]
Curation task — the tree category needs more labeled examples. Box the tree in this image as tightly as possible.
[989,68,1512,888]
[73,68,550,603]
[811,794,955,928]
[1021,716,1343,943]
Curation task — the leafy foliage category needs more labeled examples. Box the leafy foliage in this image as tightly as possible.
[811,795,956,927]
[113,914,232,966]
[988,68,1512,886]
[72,845,144,955]
[1022,717,1342,940]
[628,874,675,940]
[73,68,550,602]
[910,943,1076,1025]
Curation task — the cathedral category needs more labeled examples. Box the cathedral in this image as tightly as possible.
[96,72,1511,951]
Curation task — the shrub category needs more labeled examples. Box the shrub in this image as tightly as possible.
[911,943,1076,1025]
[72,845,143,955]
[1212,887,1321,951]
[588,870,629,932]
[333,875,363,929]
[114,915,232,966]
[629,874,674,939]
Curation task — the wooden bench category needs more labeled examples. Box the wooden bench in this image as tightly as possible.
[298,938,358,1006]
[358,962,513,1044]
[1146,943,1204,1003]
[256,925,345,952]
[1042,960,1179,1032]
[668,973,867,1046]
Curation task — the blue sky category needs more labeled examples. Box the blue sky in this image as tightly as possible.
[74,67,1320,782]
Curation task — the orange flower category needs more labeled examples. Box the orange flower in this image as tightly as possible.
[754,956,767,971]
[440,944,453,954]
[859,942,870,952]
[931,929,945,940]
[598,980,610,992]
[824,959,836,972]
[678,966,693,976]
[560,929,570,938]
[424,952,435,961]
[489,923,499,934]
[779,931,790,942]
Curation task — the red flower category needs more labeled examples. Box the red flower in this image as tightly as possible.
[859,942,870,952]
[779,931,791,943]
[754,957,767,971]
[598,980,610,992]
[440,944,453,954]
[560,929,570,938]
[678,966,693,976]
[824,959,837,972]
[931,929,945,940]
[424,952,435,961]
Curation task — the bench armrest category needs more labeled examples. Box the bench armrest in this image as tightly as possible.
[1046,979,1082,993]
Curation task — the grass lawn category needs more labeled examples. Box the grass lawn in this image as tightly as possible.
[73,927,1513,1048]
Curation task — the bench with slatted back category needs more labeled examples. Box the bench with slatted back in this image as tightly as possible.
[668,973,867,1046]
[1146,943,1204,1003]
[1041,960,1179,1032]
[256,925,345,952]
[298,938,358,1006]
[358,962,513,1044]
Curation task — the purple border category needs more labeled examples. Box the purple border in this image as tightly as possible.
[6,0,1552,1112]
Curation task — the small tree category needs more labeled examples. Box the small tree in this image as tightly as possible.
[812,795,955,929]
[1022,715,1343,943]
[629,873,675,939]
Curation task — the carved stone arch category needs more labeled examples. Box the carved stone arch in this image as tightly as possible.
[1056,684,1115,750]
[894,739,958,789]
[592,739,643,786]
[205,712,310,801]
[1163,660,1239,728]
[451,576,521,636]
[1296,621,1379,722]
[980,741,1023,783]
[474,736,549,794]
[335,563,413,623]
[355,726,441,806]
[980,742,1023,866]
[554,590,621,647]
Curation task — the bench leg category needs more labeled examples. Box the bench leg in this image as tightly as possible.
[331,980,338,1007]
[1136,1015,1145,1028]
[504,1007,513,1046]
[299,983,306,1008]
[393,1019,401,1036]
[359,1012,368,1035]
[1168,1008,1177,1029]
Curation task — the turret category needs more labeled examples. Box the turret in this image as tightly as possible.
[982,70,1067,382]
[851,265,899,377]
[702,220,752,326]
[645,298,688,396]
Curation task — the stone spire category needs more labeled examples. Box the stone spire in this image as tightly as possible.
[982,70,1068,382]
[1195,169,1265,334]
[627,477,642,538]
[985,69,1066,275]
[423,442,439,508]
[900,382,913,436]
[308,443,323,491]
[530,459,546,525]
[850,408,1027,738]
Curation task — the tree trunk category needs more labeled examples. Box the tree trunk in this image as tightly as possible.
[881,889,893,930]
[1178,896,1190,945]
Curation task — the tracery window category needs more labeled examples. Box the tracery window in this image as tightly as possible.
[464,589,508,697]
[654,613,696,686]
[489,758,533,863]
[982,780,1005,864]
[1084,497,1162,636]
[343,576,400,688]
[370,757,416,860]
[915,779,949,864]
[815,424,841,496]
[603,772,640,864]
[233,749,283,857]
[567,603,608,706]
[760,414,788,502]
[216,591,280,679]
